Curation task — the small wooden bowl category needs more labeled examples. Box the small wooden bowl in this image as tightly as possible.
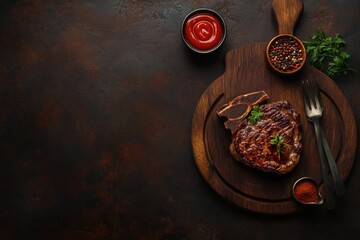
[266,34,306,75]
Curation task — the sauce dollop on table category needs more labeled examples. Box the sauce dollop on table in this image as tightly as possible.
[184,13,224,51]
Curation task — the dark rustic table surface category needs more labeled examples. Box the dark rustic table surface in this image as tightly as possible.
[0,0,359,239]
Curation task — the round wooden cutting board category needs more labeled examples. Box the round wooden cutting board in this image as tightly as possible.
[191,42,357,214]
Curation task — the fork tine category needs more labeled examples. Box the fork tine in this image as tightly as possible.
[307,79,323,111]
[302,79,314,111]
[301,80,309,110]
[313,80,323,111]
[305,79,315,110]
[308,79,317,109]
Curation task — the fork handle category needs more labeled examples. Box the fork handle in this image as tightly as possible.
[314,122,336,209]
[319,127,346,196]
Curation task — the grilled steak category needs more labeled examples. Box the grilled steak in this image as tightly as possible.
[217,92,302,175]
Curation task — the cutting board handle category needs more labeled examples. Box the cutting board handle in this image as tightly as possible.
[272,0,303,35]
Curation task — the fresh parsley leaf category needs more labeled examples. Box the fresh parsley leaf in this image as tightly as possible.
[248,105,263,123]
[302,30,355,78]
[270,133,285,159]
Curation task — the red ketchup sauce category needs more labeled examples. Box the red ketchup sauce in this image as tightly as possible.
[184,13,224,51]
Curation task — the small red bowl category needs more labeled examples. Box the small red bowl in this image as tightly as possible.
[181,8,227,54]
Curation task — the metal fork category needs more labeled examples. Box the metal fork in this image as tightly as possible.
[302,79,345,209]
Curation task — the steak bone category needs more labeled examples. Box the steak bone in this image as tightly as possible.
[217,91,269,134]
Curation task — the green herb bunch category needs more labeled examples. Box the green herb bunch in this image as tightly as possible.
[302,30,355,78]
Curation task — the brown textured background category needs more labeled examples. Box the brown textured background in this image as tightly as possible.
[0,0,359,239]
